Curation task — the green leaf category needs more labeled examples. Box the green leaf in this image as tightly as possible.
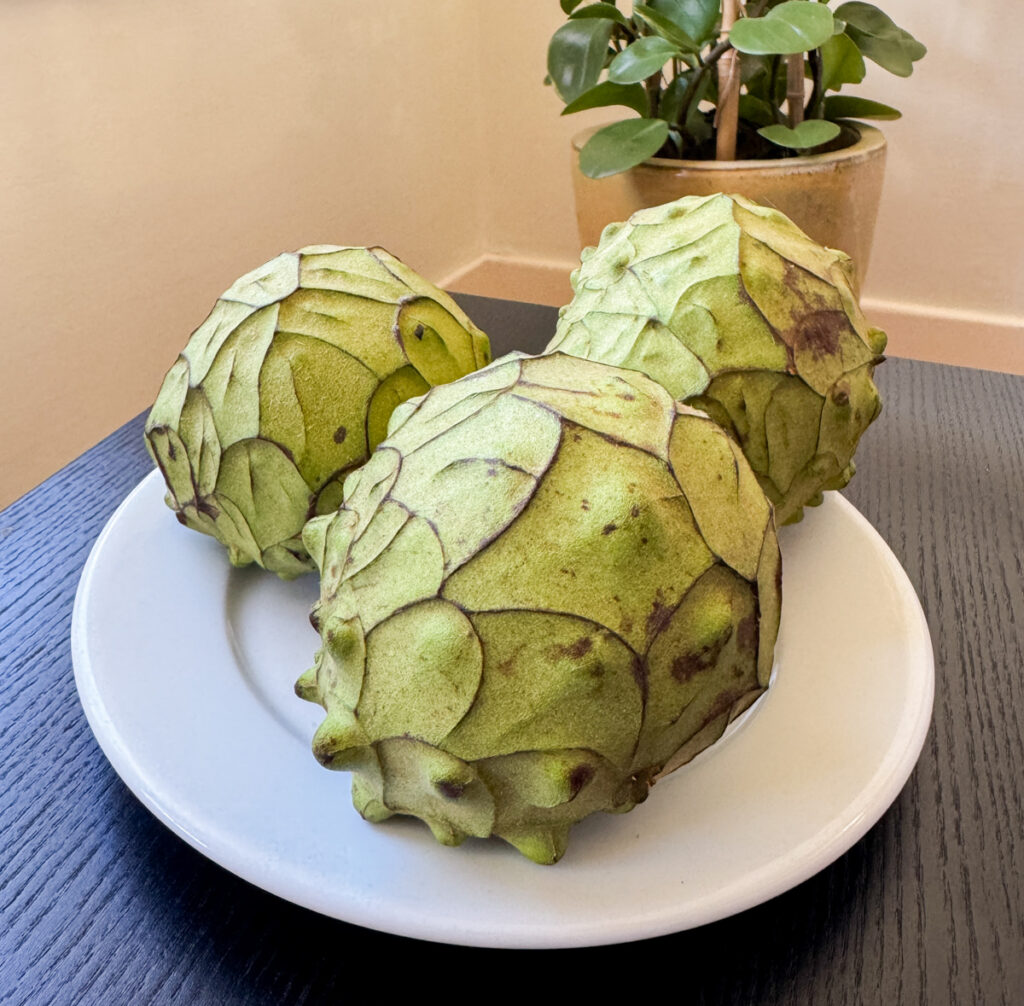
[608,36,680,84]
[569,3,631,26]
[649,0,719,46]
[658,71,711,146]
[561,79,649,117]
[835,1,925,54]
[819,32,865,91]
[824,95,901,120]
[685,100,712,145]
[758,119,842,149]
[729,1,835,56]
[632,4,699,51]
[738,94,775,127]
[741,61,771,101]
[659,73,691,124]
[561,0,585,13]
[842,29,916,76]
[844,30,924,77]
[835,2,925,77]
[578,118,670,177]
[548,19,616,103]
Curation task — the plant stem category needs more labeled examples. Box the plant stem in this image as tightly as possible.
[716,0,740,160]
[805,48,824,118]
[786,54,804,127]
[645,71,662,118]
[674,37,732,141]
[768,55,783,122]
[611,20,633,53]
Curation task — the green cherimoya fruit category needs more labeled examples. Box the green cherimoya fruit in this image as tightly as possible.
[297,351,781,864]
[144,245,491,579]
[547,193,887,525]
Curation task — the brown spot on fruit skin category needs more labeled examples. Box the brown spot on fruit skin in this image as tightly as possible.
[737,614,757,652]
[630,505,641,518]
[602,523,618,535]
[413,324,425,341]
[701,689,740,728]
[795,311,846,358]
[436,780,465,799]
[568,764,594,798]
[672,652,709,683]
[646,599,673,637]
[558,636,593,660]
[333,425,348,444]
[671,625,735,682]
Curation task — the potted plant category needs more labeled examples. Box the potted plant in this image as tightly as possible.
[547,0,925,285]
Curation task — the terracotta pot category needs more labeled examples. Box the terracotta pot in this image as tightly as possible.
[571,123,886,292]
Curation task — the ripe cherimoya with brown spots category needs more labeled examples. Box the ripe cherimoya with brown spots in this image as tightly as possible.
[144,246,491,579]
[547,193,887,525]
[297,351,781,864]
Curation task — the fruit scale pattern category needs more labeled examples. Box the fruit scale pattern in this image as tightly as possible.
[298,352,781,864]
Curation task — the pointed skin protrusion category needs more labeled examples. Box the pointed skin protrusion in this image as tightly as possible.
[299,353,781,863]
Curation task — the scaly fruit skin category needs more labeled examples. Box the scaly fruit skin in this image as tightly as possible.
[547,193,887,525]
[144,246,491,579]
[298,352,781,864]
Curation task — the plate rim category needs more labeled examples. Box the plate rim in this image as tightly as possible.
[72,468,934,949]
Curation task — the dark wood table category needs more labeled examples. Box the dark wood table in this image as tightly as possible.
[2,295,1022,1003]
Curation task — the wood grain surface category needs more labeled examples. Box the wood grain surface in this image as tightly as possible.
[1,295,1021,1004]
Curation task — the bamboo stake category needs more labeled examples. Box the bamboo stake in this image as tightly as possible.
[716,0,740,160]
[786,53,804,127]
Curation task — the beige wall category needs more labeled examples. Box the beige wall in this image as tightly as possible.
[3,2,1022,508]
[0,0,486,508]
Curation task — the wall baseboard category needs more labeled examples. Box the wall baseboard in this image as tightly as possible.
[444,254,575,313]
[444,254,1024,376]
[856,299,1024,375]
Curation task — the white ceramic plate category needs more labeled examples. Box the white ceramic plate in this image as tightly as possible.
[72,469,933,949]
